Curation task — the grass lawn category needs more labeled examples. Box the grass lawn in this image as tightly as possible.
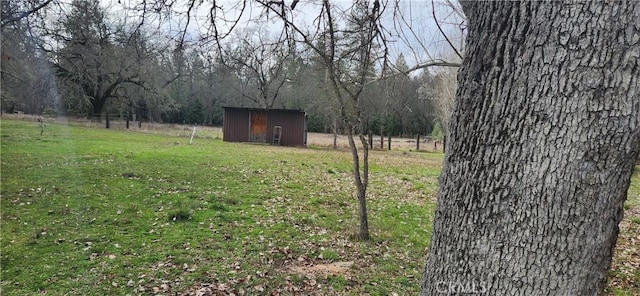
[1,118,638,295]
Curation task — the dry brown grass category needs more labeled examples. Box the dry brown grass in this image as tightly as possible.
[4,114,442,152]
[306,132,443,152]
[3,114,224,139]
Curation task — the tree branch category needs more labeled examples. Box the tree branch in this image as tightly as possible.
[1,0,54,28]
[432,0,463,59]
[369,60,461,85]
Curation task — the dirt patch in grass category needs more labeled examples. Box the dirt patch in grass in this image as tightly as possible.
[179,261,357,296]
[285,261,354,276]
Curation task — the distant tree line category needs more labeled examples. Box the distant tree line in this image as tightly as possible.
[1,0,456,138]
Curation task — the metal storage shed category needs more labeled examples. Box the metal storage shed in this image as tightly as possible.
[222,107,307,147]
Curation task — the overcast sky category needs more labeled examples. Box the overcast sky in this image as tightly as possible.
[96,0,465,67]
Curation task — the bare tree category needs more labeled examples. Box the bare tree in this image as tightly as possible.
[1,0,58,115]
[430,64,458,149]
[216,0,386,240]
[51,0,148,122]
[223,28,290,109]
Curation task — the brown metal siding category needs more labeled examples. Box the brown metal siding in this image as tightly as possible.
[223,107,306,146]
[267,111,306,146]
[223,108,250,142]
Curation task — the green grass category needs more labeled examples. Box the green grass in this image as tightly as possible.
[0,119,440,295]
[1,119,638,295]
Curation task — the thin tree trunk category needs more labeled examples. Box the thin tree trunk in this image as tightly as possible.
[346,126,369,240]
[380,125,384,149]
[105,109,110,129]
[332,118,338,150]
[422,1,639,295]
[37,116,44,136]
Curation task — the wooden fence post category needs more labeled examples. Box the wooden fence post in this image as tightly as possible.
[189,126,196,144]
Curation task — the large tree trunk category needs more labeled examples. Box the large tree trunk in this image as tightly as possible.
[89,97,107,121]
[422,1,639,295]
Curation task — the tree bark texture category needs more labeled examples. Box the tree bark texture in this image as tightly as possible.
[422,1,639,295]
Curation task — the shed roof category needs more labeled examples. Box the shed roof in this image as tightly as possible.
[222,106,305,113]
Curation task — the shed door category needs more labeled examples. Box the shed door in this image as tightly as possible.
[249,111,267,142]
